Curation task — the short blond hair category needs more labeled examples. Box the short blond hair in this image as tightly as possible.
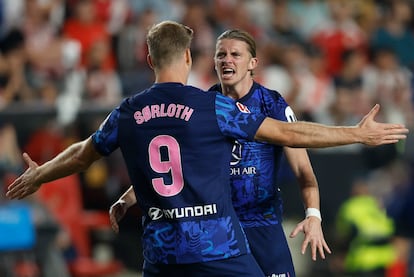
[146,21,194,69]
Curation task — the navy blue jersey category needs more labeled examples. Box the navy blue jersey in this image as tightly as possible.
[210,82,296,227]
[91,82,266,264]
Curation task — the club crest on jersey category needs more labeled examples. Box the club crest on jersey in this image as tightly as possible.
[230,140,242,166]
[236,102,250,113]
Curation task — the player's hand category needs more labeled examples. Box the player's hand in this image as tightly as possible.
[357,104,409,146]
[6,153,41,199]
[289,217,331,261]
[109,199,128,233]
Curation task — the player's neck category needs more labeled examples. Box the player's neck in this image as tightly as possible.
[154,67,189,85]
[221,78,253,100]
[154,56,191,85]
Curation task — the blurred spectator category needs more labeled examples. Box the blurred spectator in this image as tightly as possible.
[0,0,24,38]
[243,0,274,30]
[334,48,372,117]
[254,43,296,100]
[88,0,129,72]
[223,0,265,41]
[362,46,414,128]
[116,9,155,72]
[288,0,330,40]
[127,0,185,23]
[336,48,367,82]
[63,0,115,71]
[333,176,397,276]
[312,78,363,154]
[181,1,216,55]
[187,49,217,90]
[23,120,66,164]
[0,28,32,108]
[310,0,367,76]
[281,42,335,121]
[22,0,70,106]
[266,0,303,47]
[208,0,233,33]
[273,40,307,114]
[352,0,379,36]
[370,0,414,71]
[92,0,129,37]
[116,8,156,95]
[83,38,122,107]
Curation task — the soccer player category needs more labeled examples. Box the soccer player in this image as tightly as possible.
[8,21,408,277]
[210,29,327,277]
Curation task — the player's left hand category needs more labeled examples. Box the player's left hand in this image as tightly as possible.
[289,217,331,261]
[109,199,128,233]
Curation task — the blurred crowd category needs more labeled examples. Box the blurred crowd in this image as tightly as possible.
[0,0,414,276]
[1,0,414,127]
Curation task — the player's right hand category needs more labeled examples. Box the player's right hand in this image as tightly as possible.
[109,199,127,233]
[6,153,41,200]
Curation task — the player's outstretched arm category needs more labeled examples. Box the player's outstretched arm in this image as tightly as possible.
[109,185,137,233]
[6,137,102,200]
[255,104,409,148]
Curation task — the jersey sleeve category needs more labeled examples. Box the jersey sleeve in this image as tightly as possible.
[215,93,266,140]
[91,108,120,156]
[276,97,297,123]
[266,90,297,123]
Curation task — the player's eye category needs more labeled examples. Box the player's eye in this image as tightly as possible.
[216,53,225,59]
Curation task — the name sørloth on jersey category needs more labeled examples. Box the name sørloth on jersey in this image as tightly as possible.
[134,103,194,124]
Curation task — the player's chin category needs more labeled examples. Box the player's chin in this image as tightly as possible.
[220,76,236,85]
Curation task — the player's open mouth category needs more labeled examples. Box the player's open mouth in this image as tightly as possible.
[222,68,235,78]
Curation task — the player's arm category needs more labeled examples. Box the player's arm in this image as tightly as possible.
[254,104,408,147]
[284,147,331,261]
[6,137,102,199]
[109,185,137,233]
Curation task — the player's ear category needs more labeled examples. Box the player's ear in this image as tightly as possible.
[147,54,154,69]
[185,48,192,66]
[248,57,258,71]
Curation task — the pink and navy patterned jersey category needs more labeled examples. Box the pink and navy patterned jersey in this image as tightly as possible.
[91,82,266,264]
[209,82,296,227]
